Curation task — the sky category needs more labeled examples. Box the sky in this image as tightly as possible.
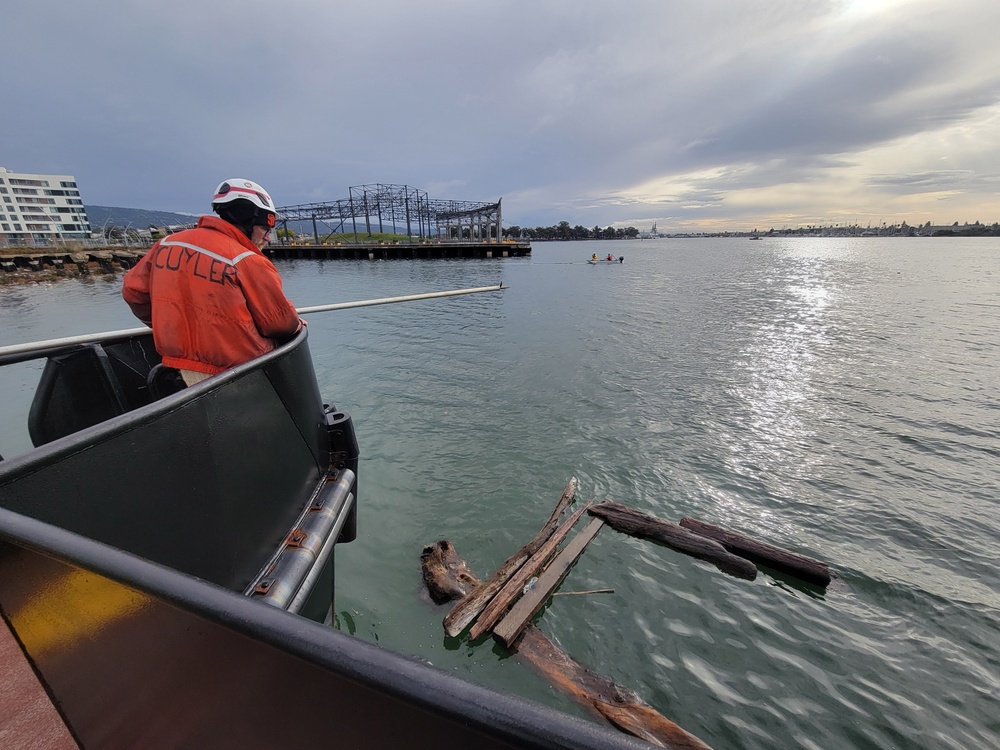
[5,0,1000,232]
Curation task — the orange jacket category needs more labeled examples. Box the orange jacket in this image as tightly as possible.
[122,215,301,375]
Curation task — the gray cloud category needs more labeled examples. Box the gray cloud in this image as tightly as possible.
[5,0,1000,228]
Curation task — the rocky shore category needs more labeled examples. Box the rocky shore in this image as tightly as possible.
[0,248,143,285]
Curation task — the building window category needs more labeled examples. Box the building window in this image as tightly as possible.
[60,181,77,188]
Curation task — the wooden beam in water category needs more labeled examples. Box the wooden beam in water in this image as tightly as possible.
[443,478,578,638]
[420,539,714,749]
[468,504,591,641]
[588,502,758,580]
[493,517,605,648]
[679,517,832,587]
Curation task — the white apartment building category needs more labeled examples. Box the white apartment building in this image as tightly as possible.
[0,167,91,246]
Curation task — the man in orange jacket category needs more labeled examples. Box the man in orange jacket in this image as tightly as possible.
[122,178,303,386]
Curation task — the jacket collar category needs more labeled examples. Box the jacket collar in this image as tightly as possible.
[197,215,261,254]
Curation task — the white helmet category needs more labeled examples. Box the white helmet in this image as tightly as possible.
[211,178,276,227]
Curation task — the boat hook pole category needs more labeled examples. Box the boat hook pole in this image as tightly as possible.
[0,283,507,360]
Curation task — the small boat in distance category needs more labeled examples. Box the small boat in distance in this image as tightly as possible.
[588,255,624,264]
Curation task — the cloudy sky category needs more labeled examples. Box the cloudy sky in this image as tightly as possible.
[5,0,999,231]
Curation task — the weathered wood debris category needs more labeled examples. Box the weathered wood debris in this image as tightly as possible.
[421,478,835,749]
[443,478,579,638]
[422,538,712,749]
[587,501,758,580]
[678,517,832,586]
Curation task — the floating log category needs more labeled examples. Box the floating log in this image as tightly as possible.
[420,540,481,604]
[444,478,578,637]
[420,540,713,750]
[588,502,757,580]
[494,517,605,648]
[518,628,712,750]
[468,504,590,641]
[679,517,832,587]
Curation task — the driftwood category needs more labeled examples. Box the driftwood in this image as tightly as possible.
[494,517,605,647]
[679,517,832,587]
[468,504,591,641]
[421,540,713,750]
[588,502,758,580]
[444,477,578,637]
[421,540,482,604]
[518,628,711,750]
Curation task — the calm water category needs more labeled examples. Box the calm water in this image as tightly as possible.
[1,237,999,750]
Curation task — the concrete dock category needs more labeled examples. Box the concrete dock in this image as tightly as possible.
[264,240,531,261]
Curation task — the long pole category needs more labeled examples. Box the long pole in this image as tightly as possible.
[0,283,506,360]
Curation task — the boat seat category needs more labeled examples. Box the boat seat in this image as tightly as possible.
[146,364,186,400]
[27,344,130,447]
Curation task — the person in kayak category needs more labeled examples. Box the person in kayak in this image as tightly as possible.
[122,178,303,386]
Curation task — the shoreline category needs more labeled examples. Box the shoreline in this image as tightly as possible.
[0,248,139,285]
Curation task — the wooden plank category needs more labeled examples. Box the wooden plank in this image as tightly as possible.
[588,502,757,580]
[468,504,590,641]
[493,517,605,648]
[679,517,831,586]
[443,477,578,637]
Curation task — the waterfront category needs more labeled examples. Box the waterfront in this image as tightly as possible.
[1,237,998,749]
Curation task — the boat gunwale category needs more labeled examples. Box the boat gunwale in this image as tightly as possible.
[0,328,310,483]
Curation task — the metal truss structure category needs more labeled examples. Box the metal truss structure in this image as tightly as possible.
[276,184,503,244]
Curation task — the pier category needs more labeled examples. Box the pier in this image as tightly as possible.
[0,240,530,281]
[264,240,531,261]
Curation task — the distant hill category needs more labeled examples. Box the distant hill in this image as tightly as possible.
[86,205,201,230]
